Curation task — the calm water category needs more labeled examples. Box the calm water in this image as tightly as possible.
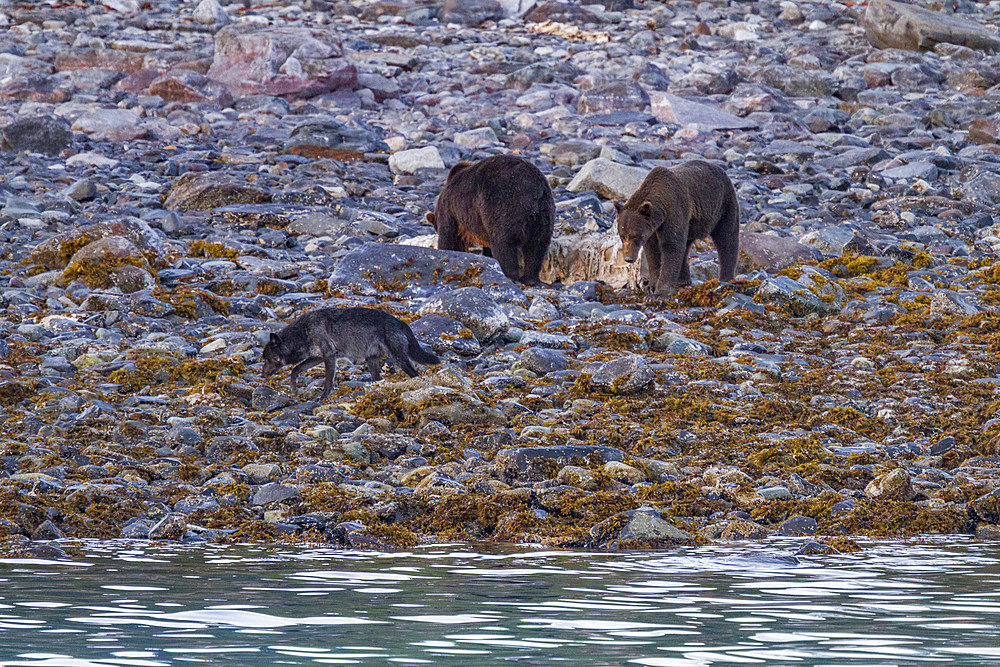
[1,539,999,666]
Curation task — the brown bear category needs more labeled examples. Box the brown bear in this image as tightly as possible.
[614,160,739,295]
[426,154,555,286]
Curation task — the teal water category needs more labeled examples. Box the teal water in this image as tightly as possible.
[1,538,999,666]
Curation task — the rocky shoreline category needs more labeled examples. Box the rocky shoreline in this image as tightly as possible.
[2,0,1000,557]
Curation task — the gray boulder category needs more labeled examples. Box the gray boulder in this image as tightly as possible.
[419,287,509,342]
[864,0,1000,52]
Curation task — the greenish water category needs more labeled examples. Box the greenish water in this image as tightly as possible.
[1,539,999,666]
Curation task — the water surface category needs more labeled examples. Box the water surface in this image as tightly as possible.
[1,538,999,665]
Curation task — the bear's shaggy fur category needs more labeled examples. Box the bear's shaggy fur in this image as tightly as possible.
[614,160,739,295]
[426,154,555,285]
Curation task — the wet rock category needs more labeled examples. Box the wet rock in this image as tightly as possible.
[590,507,692,548]
[567,158,648,201]
[797,541,838,555]
[778,515,818,536]
[149,70,233,107]
[148,513,187,541]
[163,172,272,212]
[555,465,598,490]
[863,0,1000,52]
[252,483,300,506]
[410,314,481,355]
[864,468,914,502]
[1,116,73,155]
[120,521,151,539]
[31,519,65,541]
[207,24,356,99]
[513,347,568,375]
[541,228,641,289]
[756,276,839,316]
[494,445,623,482]
[251,385,296,412]
[969,488,1000,524]
[63,236,155,293]
[418,287,510,342]
[720,520,769,540]
[976,524,1000,540]
[584,355,654,395]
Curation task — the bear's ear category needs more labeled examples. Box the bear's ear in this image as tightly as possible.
[613,200,623,214]
[268,333,279,347]
[425,212,436,226]
[638,201,653,217]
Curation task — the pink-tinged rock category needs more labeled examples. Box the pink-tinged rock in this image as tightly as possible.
[149,70,233,106]
[55,49,145,74]
[968,116,1000,144]
[206,24,356,100]
[649,91,757,131]
[114,68,164,94]
[864,0,1000,52]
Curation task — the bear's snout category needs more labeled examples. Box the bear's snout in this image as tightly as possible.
[623,253,637,263]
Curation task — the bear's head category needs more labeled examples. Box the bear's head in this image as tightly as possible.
[614,200,658,264]
[425,211,438,230]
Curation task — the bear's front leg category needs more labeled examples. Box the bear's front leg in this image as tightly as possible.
[435,213,467,253]
[653,238,689,296]
[641,237,661,295]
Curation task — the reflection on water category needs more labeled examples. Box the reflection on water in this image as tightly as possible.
[0,539,998,665]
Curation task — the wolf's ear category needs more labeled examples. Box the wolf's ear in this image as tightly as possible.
[638,201,653,217]
[613,200,623,214]
[425,211,436,227]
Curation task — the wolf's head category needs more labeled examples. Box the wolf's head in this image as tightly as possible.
[261,333,283,377]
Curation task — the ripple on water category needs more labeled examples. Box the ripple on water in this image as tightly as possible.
[0,538,998,666]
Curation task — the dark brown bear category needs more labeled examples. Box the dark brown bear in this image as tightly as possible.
[614,160,739,295]
[426,154,555,286]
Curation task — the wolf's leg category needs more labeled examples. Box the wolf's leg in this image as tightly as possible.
[366,356,383,382]
[289,358,321,394]
[319,345,338,401]
[388,335,419,377]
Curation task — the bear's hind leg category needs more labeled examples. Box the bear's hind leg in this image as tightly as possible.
[711,198,740,282]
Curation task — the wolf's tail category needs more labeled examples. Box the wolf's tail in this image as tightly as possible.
[403,324,440,365]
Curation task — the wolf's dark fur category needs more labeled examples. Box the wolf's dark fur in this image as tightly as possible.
[425,154,555,286]
[614,160,740,295]
[261,307,440,400]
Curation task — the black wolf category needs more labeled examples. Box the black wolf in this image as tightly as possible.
[261,307,440,400]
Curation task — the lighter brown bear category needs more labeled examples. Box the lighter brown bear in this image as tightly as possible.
[614,160,739,295]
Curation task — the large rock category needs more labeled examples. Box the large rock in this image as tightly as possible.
[649,92,756,131]
[756,276,839,316]
[567,158,648,201]
[540,229,642,289]
[1,116,73,155]
[970,488,1000,524]
[284,120,389,159]
[590,507,692,548]
[410,314,481,355]
[583,355,655,395]
[388,146,445,174]
[329,243,523,304]
[494,445,623,482]
[578,82,650,115]
[207,24,357,99]
[749,65,832,98]
[864,468,915,502]
[163,172,272,212]
[192,0,230,27]
[439,0,503,25]
[418,287,509,342]
[739,232,819,272]
[71,109,145,142]
[148,513,187,541]
[148,70,233,107]
[863,0,1000,52]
